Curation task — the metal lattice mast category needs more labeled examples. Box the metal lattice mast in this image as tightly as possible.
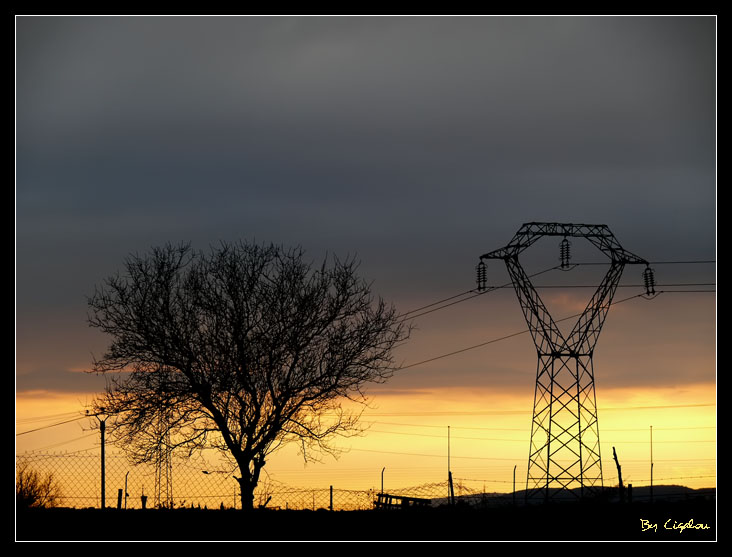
[479,223,649,502]
[153,372,174,509]
[153,423,173,509]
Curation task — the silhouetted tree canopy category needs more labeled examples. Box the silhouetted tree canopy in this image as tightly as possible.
[87,241,409,509]
[16,461,62,510]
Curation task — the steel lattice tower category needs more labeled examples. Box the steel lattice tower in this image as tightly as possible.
[152,372,174,509]
[479,223,649,502]
[153,424,173,509]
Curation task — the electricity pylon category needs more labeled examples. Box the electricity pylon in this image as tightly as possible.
[479,223,651,502]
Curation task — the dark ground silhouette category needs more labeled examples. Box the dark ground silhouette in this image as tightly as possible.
[16,497,716,542]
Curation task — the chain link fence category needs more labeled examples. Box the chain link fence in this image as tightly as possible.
[17,451,712,511]
[15,451,493,511]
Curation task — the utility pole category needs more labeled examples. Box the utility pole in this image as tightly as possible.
[479,223,652,502]
[87,408,109,510]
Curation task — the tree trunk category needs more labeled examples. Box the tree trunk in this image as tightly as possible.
[236,460,262,511]
[239,477,255,511]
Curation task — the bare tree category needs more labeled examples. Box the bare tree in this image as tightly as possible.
[16,461,63,509]
[87,241,409,510]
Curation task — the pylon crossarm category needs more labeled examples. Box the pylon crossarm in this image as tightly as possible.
[481,222,648,264]
[584,234,648,265]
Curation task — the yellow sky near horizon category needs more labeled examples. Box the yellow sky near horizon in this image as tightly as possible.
[15,280,717,503]
[16,381,716,499]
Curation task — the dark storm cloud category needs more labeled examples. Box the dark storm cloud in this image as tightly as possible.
[16,16,716,393]
[17,16,714,205]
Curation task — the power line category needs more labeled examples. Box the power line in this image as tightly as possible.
[365,428,715,444]
[398,326,532,370]
[454,477,514,484]
[398,259,714,321]
[364,421,525,431]
[367,429,525,442]
[574,260,715,266]
[362,421,715,433]
[509,283,715,289]
[397,283,714,326]
[656,290,716,293]
[32,433,98,451]
[362,403,714,417]
[640,475,716,481]
[16,415,86,436]
[618,458,715,462]
[348,447,714,463]
[603,439,716,444]
[396,287,714,372]
[16,411,81,425]
[349,447,518,461]
[399,290,484,322]
[397,292,645,371]
[399,289,476,318]
[398,265,561,322]
[453,474,716,485]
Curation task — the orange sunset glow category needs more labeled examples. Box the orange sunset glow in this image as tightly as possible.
[16,286,716,500]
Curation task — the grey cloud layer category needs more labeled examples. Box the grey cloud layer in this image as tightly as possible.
[16,16,716,394]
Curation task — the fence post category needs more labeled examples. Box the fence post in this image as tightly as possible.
[330,485,333,511]
[117,489,123,509]
[100,419,106,509]
[448,471,455,505]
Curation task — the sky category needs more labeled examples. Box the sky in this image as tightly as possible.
[16,16,716,500]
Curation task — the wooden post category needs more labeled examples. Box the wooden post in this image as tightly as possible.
[329,485,333,511]
[117,488,123,509]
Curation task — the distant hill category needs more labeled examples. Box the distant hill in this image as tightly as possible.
[431,484,715,507]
